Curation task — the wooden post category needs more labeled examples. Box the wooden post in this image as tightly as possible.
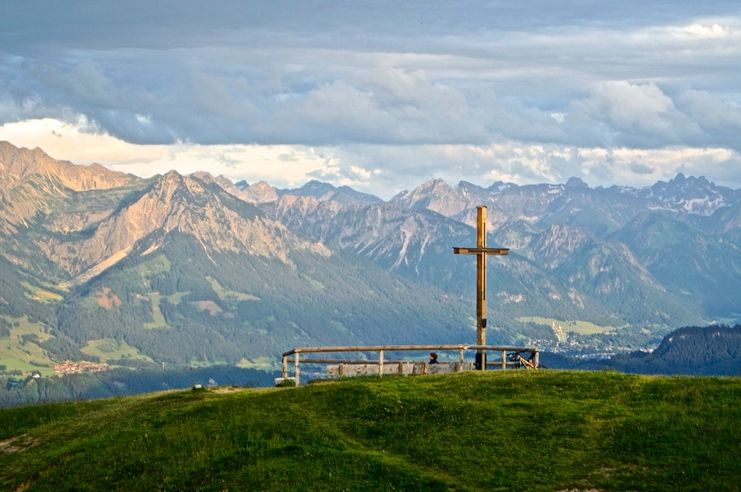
[294,352,300,387]
[534,350,540,369]
[477,207,486,370]
[453,206,509,371]
[281,355,288,379]
[501,350,507,370]
[378,350,384,378]
[458,348,465,372]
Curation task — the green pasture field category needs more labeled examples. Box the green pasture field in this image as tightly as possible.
[0,371,738,491]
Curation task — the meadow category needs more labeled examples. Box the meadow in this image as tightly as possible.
[1,371,739,491]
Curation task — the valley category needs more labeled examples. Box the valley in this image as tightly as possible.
[1,141,739,389]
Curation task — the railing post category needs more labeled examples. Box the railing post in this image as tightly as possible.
[501,350,507,370]
[378,350,384,378]
[294,352,300,387]
[458,348,465,372]
[281,355,288,379]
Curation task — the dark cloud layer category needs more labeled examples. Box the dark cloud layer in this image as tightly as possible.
[1,1,740,189]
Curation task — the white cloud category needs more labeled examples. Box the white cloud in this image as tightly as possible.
[667,22,740,41]
[0,118,167,163]
[0,118,350,188]
[2,118,740,196]
[567,82,705,147]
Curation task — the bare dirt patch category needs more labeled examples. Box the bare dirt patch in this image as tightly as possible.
[0,435,40,454]
[210,386,249,394]
[193,300,222,316]
[93,287,122,309]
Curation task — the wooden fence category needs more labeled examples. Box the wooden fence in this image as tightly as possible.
[279,344,540,386]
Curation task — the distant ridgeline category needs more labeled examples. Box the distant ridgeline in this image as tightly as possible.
[1,141,741,389]
[543,325,741,375]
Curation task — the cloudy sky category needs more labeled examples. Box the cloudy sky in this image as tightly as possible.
[1,1,740,196]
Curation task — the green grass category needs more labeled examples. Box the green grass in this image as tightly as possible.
[164,291,189,304]
[0,371,738,491]
[20,282,64,303]
[0,316,56,375]
[134,255,172,282]
[236,356,274,370]
[206,277,260,301]
[518,316,620,335]
[80,339,154,363]
[143,293,169,329]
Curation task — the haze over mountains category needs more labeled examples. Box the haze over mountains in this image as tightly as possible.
[1,141,739,376]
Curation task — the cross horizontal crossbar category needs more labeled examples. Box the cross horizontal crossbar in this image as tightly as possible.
[452,247,509,255]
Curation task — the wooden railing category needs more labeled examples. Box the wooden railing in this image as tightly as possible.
[279,344,540,386]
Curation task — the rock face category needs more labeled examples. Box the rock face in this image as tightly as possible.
[391,178,470,217]
[41,170,329,279]
[279,180,382,206]
[240,181,279,204]
[0,142,136,192]
[0,142,139,230]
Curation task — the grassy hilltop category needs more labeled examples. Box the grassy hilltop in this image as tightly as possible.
[1,371,739,491]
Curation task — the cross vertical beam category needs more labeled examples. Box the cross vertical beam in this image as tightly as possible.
[453,206,509,370]
[476,206,486,349]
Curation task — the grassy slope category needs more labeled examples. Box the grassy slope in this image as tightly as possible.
[0,371,739,491]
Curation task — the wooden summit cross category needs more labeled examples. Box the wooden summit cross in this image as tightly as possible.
[453,206,509,370]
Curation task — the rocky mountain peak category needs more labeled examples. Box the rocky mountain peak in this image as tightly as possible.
[0,141,141,227]
[190,171,243,197]
[242,181,279,204]
[457,181,488,202]
[648,172,733,216]
[153,170,217,204]
[418,178,452,193]
[565,177,589,190]
[389,178,449,200]
[0,140,137,192]
[294,180,336,196]
[190,170,212,181]
[162,169,183,181]
[280,180,382,206]
[488,181,517,193]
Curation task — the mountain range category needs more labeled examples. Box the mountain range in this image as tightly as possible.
[1,141,739,376]
[544,324,740,375]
